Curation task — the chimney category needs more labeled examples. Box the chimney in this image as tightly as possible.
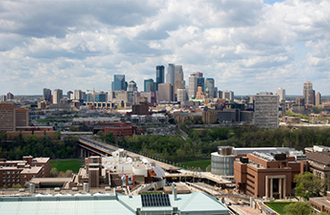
[172,183,177,200]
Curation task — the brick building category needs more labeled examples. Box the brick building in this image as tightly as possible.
[132,102,149,115]
[0,156,50,188]
[0,103,29,132]
[310,191,330,213]
[234,152,308,199]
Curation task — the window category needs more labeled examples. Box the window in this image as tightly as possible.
[2,179,5,182]
[2,172,4,174]
[16,179,19,182]
[16,171,19,174]
[7,183,10,186]
[16,175,19,178]
[7,175,10,178]
[12,175,14,178]
[7,179,10,182]
[32,175,35,178]
[7,171,10,174]
[23,175,26,178]
[12,179,15,182]
[23,180,26,182]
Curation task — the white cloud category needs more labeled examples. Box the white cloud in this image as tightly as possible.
[0,0,329,95]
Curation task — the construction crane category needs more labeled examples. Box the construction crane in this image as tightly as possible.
[86,88,110,112]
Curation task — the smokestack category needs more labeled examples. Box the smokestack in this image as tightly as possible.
[29,183,35,194]
[83,183,89,193]
[172,183,177,200]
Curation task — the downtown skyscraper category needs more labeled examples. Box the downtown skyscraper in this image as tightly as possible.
[166,64,175,85]
[112,75,127,91]
[156,65,164,91]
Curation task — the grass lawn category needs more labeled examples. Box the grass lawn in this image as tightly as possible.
[265,201,295,215]
[179,159,211,170]
[50,159,84,173]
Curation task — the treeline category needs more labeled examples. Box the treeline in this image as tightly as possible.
[0,132,79,160]
[107,126,330,163]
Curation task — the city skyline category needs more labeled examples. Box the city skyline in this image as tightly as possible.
[0,0,329,95]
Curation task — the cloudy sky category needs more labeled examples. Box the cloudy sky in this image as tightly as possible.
[0,0,329,96]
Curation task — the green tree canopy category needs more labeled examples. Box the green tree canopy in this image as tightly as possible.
[284,202,312,215]
[294,172,322,200]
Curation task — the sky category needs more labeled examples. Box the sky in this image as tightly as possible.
[0,0,329,96]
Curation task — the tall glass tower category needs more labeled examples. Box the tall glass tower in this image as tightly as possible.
[112,75,126,91]
[156,65,164,91]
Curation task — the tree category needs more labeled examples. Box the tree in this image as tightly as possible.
[69,125,79,132]
[294,172,322,199]
[65,170,73,177]
[284,202,312,215]
[105,132,114,143]
[50,168,58,177]
[96,131,105,141]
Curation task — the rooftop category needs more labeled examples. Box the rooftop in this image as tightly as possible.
[0,192,230,215]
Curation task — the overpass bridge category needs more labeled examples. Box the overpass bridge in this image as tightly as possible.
[78,137,179,171]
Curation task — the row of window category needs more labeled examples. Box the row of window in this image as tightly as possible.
[2,171,20,174]
[1,175,19,178]
[2,179,19,182]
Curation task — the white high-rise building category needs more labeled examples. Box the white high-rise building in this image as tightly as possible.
[275,87,286,102]
[53,89,63,104]
[188,74,197,100]
[177,89,187,103]
[74,90,82,100]
[254,92,279,129]
[166,64,175,85]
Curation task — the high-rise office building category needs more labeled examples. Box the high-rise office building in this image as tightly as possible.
[303,81,314,105]
[67,91,73,100]
[174,65,185,99]
[214,87,218,98]
[222,90,234,103]
[193,72,203,77]
[275,87,286,102]
[157,83,173,102]
[188,74,197,100]
[144,79,156,92]
[53,89,63,104]
[196,77,205,92]
[74,90,82,100]
[127,81,138,92]
[205,78,215,98]
[177,89,187,102]
[43,88,52,103]
[112,75,126,91]
[0,95,6,102]
[254,92,279,129]
[6,92,14,100]
[316,92,322,106]
[166,64,175,85]
[156,65,165,91]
